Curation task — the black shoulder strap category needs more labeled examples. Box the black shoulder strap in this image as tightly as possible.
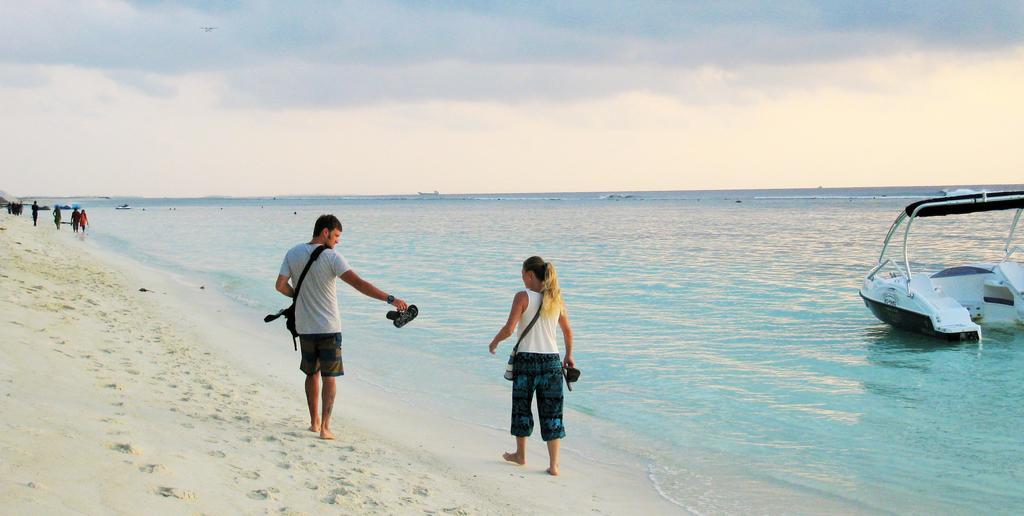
[293,245,328,302]
[510,294,544,358]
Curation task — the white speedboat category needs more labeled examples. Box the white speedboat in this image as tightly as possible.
[860,191,1024,340]
[115,204,131,210]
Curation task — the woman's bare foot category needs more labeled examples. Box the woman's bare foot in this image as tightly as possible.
[502,451,525,465]
[309,419,321,433]
[320,428,335,440]
[546,465,560,476]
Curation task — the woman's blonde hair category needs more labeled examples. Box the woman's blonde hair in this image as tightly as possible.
[523,256,564,318]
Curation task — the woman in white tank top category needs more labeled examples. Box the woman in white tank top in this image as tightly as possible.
[488,256,575,476]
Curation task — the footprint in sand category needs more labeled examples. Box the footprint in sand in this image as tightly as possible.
[414,486,431,497]
[323,487,353,505]
[247,487,279,500]
[109,443,142,455]
[105,383,125,391]
[156,486,196,500]
[208,450,227,458]
[139,464,168,474]
[238,470,260,480]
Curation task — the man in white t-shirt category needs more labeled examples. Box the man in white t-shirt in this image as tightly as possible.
[276,214,408,440]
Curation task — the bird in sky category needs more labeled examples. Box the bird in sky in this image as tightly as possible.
[200,27,217,32]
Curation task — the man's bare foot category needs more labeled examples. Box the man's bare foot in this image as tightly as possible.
[309,420,320,433]
[547,465,560,476]
[320,428,335,440]
[502,452,525,465]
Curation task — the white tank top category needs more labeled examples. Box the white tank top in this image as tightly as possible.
[516,290,560,354]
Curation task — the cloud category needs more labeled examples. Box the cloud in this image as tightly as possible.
[105,70,178,97]
[3,52,1024,197]
[2,1,1023,106]
[0,65,51,89]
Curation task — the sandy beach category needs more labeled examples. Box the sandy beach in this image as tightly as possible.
[0,214,678,515]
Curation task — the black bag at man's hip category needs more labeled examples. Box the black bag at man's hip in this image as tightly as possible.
[265,245,327,350]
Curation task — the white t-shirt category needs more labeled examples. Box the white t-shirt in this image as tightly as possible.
[279,243,351,335]
[516,290,560,354]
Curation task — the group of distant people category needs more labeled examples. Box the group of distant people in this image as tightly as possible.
[49,205,89,232]
[5,202,26,216]
[3,201,90,233]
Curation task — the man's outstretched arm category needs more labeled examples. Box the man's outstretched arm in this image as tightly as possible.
[339,270,408,310]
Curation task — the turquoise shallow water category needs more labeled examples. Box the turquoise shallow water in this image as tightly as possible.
[77,187,1024,513]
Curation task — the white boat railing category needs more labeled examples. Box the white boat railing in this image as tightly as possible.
[876,213,907,265]
[902,215,916,289]
[1003,208,1023,262]
[866,259,893,280]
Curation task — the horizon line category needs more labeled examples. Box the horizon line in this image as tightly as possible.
[11,182,1024,200]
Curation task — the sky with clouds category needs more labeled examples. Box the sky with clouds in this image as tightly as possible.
[1,1,1023,196]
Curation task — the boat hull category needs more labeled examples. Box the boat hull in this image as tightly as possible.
[860,293,979,341]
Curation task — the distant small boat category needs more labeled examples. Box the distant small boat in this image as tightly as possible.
[115,204,132,210]
[941,188,982,197]
[418,191,440,196]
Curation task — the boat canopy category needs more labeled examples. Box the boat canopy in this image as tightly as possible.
[868,190,1024,286]
[904,190,1024,218]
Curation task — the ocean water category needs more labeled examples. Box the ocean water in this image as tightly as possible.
[74,186,1024,514]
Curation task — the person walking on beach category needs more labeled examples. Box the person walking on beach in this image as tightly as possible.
[31,202,39,226]
[79,209,89,233]
[276,214,409,440]
[71,208,81,233]
[488,256,574,476]
[53,206,61,229]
